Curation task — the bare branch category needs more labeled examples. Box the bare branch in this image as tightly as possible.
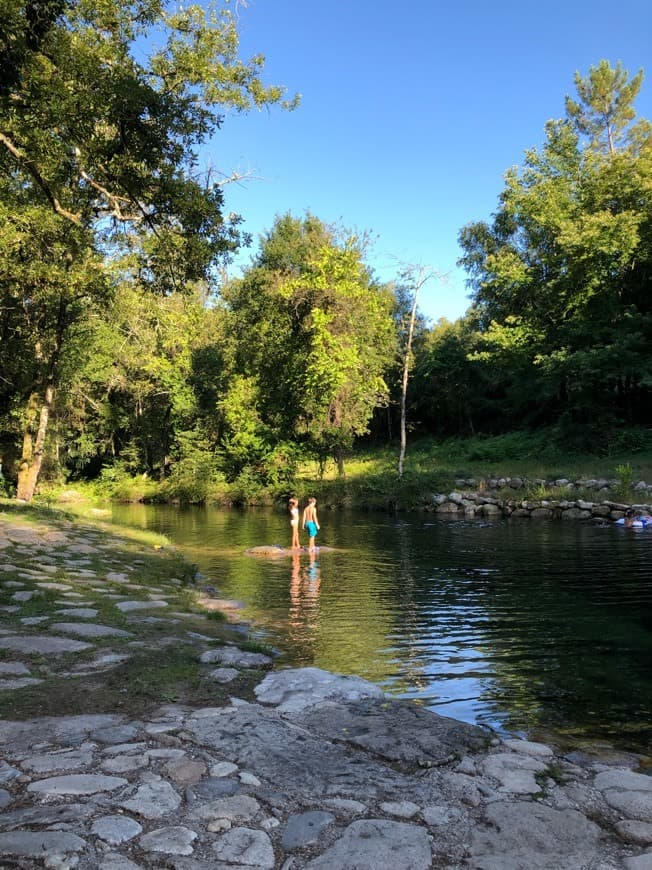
[203,161,262,188]
[77,164,134,222]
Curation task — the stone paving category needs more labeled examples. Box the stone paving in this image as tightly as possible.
[2,512,652,868]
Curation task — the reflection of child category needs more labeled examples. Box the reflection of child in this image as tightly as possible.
[302,497,320,552]
[289,498,300,550]
[307,548,320,584]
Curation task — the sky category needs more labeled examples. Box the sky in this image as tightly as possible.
[202,0,652,323]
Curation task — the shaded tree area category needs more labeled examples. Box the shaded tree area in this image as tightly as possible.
[0,0,296,499]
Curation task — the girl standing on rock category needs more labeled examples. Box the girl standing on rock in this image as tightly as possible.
[289,497,300,550]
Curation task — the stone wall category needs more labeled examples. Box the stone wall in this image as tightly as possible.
[427,476,652,520]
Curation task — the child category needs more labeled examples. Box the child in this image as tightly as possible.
[289,497,300,549]
[302,496,320,552]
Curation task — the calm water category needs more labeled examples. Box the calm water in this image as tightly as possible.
[111,504,652,752]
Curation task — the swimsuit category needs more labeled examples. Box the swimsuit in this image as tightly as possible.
[305,520,318,538]
[290,507,299,527]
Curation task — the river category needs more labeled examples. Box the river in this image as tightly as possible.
[111,503,652,753]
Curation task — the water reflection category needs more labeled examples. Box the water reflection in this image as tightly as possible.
[288,550,321,654]
[110,503,652,752]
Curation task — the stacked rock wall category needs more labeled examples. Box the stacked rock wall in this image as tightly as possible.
[427,476,652,520]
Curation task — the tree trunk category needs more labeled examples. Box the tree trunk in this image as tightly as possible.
[336,449,346,479]
[16,385,54,501]
[398,293,419,479]
[397,266,435,479]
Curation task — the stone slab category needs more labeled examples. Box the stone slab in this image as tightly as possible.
[0,635,93,654]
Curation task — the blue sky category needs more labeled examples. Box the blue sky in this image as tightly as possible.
[204,0,652,323]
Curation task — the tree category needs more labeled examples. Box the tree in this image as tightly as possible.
[565,60,648,155]
[0,0,296,499]
[221,214,396,477]
[394,265,437,478]
[457,61,652,440]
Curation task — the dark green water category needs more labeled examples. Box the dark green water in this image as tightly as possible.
[111,504,652,752]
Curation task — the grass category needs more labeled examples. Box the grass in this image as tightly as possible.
[290,431,652,510]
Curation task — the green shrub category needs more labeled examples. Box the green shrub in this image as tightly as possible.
[614,462,634,500]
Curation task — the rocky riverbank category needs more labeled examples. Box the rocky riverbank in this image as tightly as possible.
[2,507,652,869]
[425,475,652,521]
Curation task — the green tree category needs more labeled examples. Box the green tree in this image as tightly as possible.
[221,214,396,477]
[458,61,652,441]
[565,60,649,154]
[58,283,212,480]
[0,0,296,499]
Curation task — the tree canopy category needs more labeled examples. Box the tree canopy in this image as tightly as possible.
[456,61,652,442]
[0,0,296,499]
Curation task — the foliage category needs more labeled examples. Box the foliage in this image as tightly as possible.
[219,214,396,476]
[614,462,634,499]
[457,61,652,436]
[0,0,296,499]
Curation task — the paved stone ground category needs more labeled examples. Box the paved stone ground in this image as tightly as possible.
[2,512,652,868]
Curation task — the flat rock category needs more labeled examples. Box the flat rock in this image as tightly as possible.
[36,581,72,590]
[119,779,182,818]
[186,704,417,800]
[27,773,128,795]
[469,800,602,869]
[305,819,432,869]
[21,748,94,773]
[282,810,335,849]
[188,794,261,823]
[201,647,272,668]
[98,854,144,870]
[295,697,488,767]
[481,752,547,794]
[92,815,143,845]
[254,666,384,712]
[11,590,40,601]
[92,723,140,744]
[616,820,652,845]
[209,666,240,682]
[596,769,652,821]
[211,826,275,868]
[0,635,92,654]
[0,831,86,857]
[139,825,198,855]
[0,677,42,690]
[115,599,169,612]
[0,803,94,832]
[55,608,99,618]
[50,621,132,638]
[246,545,336,557]
[502,738,554,757]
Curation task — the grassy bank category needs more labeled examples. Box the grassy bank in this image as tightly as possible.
[294,431,652,510]
[24,430,652,512]
[0,499,272,720]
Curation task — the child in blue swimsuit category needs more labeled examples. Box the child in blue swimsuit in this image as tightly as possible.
[302,497,320,552]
